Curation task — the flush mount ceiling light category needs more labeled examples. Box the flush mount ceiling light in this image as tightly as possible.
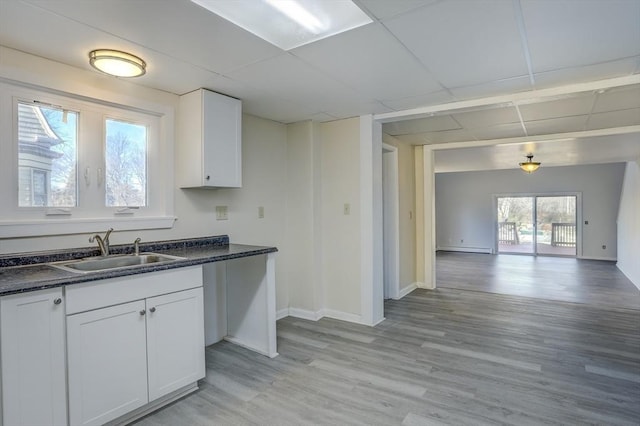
[89,49,146,77]
[190,0,373,50]
[519,154,541,174]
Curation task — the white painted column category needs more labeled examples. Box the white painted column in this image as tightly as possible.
[359,115,384,326]
[423,147,436,289]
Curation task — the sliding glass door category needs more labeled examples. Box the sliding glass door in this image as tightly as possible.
[497,195,577,257]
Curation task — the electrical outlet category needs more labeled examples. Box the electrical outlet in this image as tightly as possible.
[585,220,589,225]
[460,239,464,244]
[258,206,264,219]
[215,206,228,220]
[343,203,350,215]
[602,244,606,250]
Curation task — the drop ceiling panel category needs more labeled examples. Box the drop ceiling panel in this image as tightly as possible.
[593,85,640,113]
[383,115,460,136]
[393,133,430,145]
[434,134,640,173]
[381,90,455,111]
[0,0,108,73]
[24,0,283,74]
[452,107,520,129]
[534,57,639,89]
[522,0,640,73]
[586,108,640,131]
[420,129,476,144]
[384,0,529,87]
[292,23,442,101]
[226,53,372,113]
[524,116,589,136]
[469,123,527,141]
[449,75,533,100]
[324,100,393,120]
[357,0,437,20]
[518,94,595,122]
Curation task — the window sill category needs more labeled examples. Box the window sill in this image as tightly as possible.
[0,216,176,238]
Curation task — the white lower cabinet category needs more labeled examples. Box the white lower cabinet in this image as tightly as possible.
[0,288,68,426]
[147,289,205,401]
[67,300,149,426]
[65,267,205,426]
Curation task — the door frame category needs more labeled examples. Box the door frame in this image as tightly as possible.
[382,143,400,300]
[493,192,582,257]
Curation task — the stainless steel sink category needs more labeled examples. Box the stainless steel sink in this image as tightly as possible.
[50,253,185,274]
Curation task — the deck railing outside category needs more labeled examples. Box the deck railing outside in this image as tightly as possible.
[498,222,519,245]
[551,223,576,247]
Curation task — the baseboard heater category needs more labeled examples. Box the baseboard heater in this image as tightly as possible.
[437,246,493,254]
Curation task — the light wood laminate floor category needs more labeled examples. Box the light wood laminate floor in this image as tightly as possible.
[136,287,640,425]
[437,251,640,311]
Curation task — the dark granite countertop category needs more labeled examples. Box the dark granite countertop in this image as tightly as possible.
[0,235,277,296]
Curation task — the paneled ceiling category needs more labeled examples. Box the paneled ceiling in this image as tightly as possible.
[0,0,639,171]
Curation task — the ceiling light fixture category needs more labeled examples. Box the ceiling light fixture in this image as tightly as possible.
[519,154,541,174]
[190,0,372,50]
[264,0,325,33]
[89,49,146,78]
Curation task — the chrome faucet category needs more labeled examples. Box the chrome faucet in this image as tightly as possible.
[133,238,141,256]
[89,228,113,257]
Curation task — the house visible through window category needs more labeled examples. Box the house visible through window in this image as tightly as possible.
[17,102,77,207]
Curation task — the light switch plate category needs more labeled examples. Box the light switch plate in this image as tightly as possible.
[343,203,350,215]
[258,206,264,218]
[216,206,228,220]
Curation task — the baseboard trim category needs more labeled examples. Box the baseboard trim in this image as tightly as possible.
[396,283,418,299]
[617,263,640,291]
[321,309,366,325]
[277,306,374,326]
[578,256,617,262]
[224,336,278,358]
[276,308,289,320]
[289,307,323,321]
[437,246,493,254]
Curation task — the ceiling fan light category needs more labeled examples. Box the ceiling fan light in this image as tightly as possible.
[519,154,541,174]
[89,49,146,77]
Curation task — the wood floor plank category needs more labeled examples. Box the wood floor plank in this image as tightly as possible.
[136,255,640,426]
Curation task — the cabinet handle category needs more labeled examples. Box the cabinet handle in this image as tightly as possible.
[149,307,156,313]
[53,298,62,305]
[205,175,210,181]
[139,309,146,316]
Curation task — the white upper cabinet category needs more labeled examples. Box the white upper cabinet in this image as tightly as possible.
[177,89,242,188]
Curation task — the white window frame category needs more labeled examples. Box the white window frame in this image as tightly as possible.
[0,80,175,238]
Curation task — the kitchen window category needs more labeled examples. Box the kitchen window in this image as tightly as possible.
[0,81,175,238]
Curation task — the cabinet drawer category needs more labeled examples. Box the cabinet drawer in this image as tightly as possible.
[66,266,203,315]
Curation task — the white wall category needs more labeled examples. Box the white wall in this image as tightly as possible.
[0,47,384,326]
[617,160,640,289]
[284,121,319,315]
[382,134,416,294]
[435,163,626,260]
[0,47,290,311]
[320,118,362,318]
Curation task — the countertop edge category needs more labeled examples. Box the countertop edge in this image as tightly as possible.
[0,241,278,297]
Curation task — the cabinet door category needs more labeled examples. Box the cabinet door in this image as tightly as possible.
[1,288,67,426]
[202,89,242,188]
[147,287,205,401]
[67,300,148,426]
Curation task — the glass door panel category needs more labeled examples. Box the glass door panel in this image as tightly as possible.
[536,196,577,256]
[497,197,534,254]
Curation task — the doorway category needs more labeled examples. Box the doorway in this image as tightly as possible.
[497,195,577,257]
